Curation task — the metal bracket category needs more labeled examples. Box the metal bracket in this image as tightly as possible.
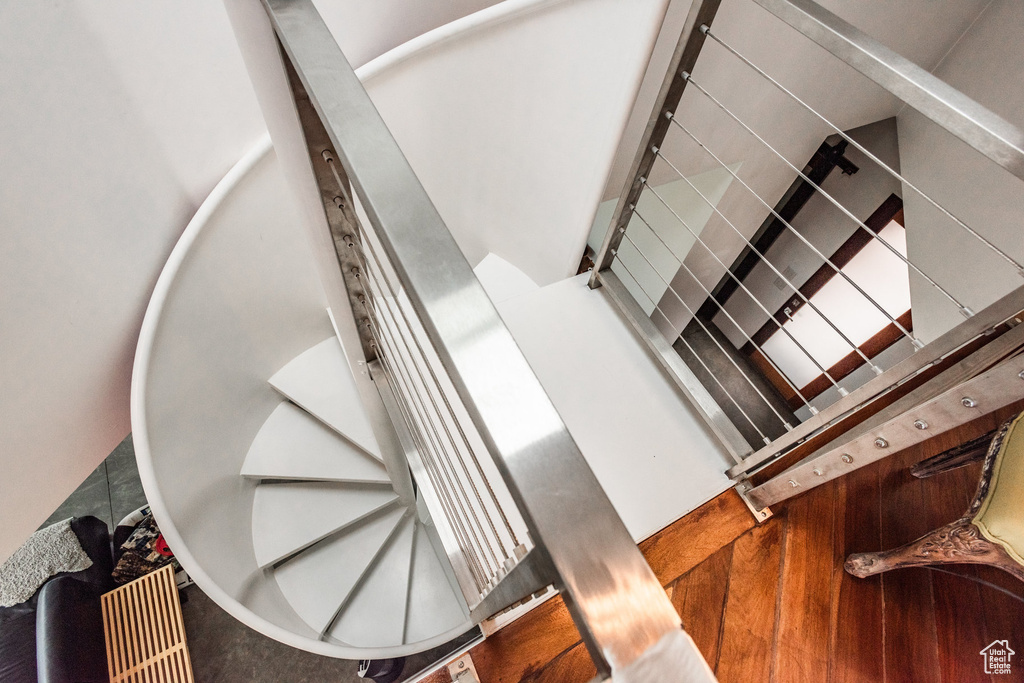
[447,654,480,683]
[734,481,773,523]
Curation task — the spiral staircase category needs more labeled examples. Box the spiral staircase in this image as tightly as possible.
[245,334,472,649]
[132,0,715,673]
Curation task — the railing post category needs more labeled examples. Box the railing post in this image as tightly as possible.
[589,0,722,288]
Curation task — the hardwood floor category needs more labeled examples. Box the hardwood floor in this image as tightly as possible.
[424,406,1024,682]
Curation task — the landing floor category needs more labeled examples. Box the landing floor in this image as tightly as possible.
[496,274,735,541]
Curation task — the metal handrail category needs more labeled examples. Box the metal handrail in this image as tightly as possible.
[258,0,693,676]
[753,0,1024,182]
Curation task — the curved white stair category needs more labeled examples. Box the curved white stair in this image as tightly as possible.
[269,337,382,460]
[246,335,471,650]
[251,481,398,567]
[242,402,391,482]
[274,504,407,635]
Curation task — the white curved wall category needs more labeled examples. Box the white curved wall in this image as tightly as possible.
[363,0,671,286]
[0,0,502,563]
[134,141,336,645]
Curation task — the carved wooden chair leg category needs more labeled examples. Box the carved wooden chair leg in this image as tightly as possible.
[847,412,1024,583]
[845,518,1024,581]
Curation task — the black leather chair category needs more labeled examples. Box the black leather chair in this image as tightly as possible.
[0,517,115,683]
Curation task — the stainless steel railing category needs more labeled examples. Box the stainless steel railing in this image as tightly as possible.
[590,0,1024,507]
[253,0,704,678]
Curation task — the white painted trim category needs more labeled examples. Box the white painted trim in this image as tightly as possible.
[355,0,564,83]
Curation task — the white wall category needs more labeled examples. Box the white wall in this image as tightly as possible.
[0,1,262,563]
[363,0,671,287]
[0,0,505,563]
[898,0,1024,343]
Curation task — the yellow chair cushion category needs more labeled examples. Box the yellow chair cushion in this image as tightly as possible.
[975,412,1024,566]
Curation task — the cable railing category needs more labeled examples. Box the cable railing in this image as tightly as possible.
[338,178,523,595]
[254,0,711,678]
[591,0,1024,505]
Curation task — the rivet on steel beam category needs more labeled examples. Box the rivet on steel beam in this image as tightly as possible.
[321,150,335,163]
[812,468,824,476]
[914,419,929,430]
[351,266,361,279]
[841,454,854,464]
[333,196,344,210]
[788,480,799,488]
[961,396,978,408]
[651,146,659,154]
[874,437,889,449]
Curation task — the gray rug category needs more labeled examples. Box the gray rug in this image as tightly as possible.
[0,518,92,607]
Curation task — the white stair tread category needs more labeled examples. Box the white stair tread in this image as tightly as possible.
[404,523,469,644]
[269,337,381,461]
[329,513,416,647]
[242,402,390,483]
[473,252,540,305]
[273,504,406,635]
[252,482,397,567]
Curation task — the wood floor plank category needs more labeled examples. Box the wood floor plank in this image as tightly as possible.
[927,463,993,683]
[716,521,783,683]
[973,564,1024,677]
[415,669,450,683]
[519,641,596,683]
[640,490,755,587]
[470,596,581,683]
[672,543,733,671]
[831,463,884,683]
[774,482,835,682]
[879,448,941,683]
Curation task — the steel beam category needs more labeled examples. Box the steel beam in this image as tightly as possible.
[748,325,1024,508]
[730,285,1024,478]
